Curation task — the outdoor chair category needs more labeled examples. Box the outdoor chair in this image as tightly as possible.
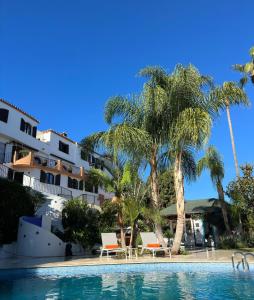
[100,233,127,258]
[140,232,171,258]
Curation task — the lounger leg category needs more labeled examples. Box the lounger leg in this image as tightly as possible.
[107,250,109,258]
[100,249,103,257]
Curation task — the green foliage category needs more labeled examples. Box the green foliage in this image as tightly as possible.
[197,146,224,185]
[158,170,176,207]
[211,81,249,109]
[218,235,249,250]
[0,178,45,244]
[99,200,118,232]
[233,46,254,87]
[62,198,100,248]
[227,164,254,233]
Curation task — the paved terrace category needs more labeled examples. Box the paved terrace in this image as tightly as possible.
[0,249,253,270]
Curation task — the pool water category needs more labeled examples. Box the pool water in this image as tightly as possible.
[0,263,254,299]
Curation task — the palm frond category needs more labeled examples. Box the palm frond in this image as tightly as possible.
[197,145,224,186]
[104,95,141,125]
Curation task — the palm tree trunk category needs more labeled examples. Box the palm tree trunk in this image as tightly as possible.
[226,103,240,177]
[150,145,166,247]
[117,212,126,248]
[216,181,231,233]
[171,152,185,255]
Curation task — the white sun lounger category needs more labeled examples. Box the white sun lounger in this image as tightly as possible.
[140,232,171,258]
[100,233,127,258]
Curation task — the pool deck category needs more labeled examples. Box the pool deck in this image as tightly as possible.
[1,249,253,270]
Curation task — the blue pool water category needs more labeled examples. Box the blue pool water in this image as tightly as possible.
[0,263,254,299]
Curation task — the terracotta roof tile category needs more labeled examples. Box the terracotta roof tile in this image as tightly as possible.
[0,98,39,123]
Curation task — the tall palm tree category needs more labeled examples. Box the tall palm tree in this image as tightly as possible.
[83,64,214,253]
[145,65,214,254]
[197,146,231,233]
[233,46,254,87]
[140,65,213,254]
[83,82,171,247]
[211,82,249,177]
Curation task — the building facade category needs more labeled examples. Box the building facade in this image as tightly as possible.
[0,98,113,205]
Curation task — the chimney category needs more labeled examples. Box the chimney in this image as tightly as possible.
[61,132,67,137]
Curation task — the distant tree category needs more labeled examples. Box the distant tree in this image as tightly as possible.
[233,46,254,87]
[211,82,249,177]
[0,178,45,244]
[197,146,231,233]
[227,164,254,234]
[62,199,100,248]
[158,170,176,208]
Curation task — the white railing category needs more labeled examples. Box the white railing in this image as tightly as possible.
[23,175,72,199]
[78,193,99,206]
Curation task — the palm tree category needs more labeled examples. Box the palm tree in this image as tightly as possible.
[83,64,214,253]
[197,146,231,233]
[86,158,128,247]
[211,82,249,177]
[233,46,254,87]
[144,65,214,254]
[83,85,170,247]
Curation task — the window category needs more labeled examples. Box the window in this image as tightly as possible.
[20,118,36,137]
[79,180,84,191]
[68,177,83,190]
[40,170,56,185]
[59,141,69,154]
[0,108,9,123]
[84,179,98,193]
[80,150,89,161]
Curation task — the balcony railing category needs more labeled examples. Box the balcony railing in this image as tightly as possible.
[0,164,73,199]
[77,193,99,206]
[23,175,72,199]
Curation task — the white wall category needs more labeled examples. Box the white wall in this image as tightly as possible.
[17,217,65,257]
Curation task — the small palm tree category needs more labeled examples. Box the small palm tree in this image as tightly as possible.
[211,82,249,177]
[233,46,254,87]
[86,158,128,247]
[197,146,231,233]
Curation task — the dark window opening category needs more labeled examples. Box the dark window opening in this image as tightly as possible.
[40,170,56,185]
[79,180,84,191]
[20,118,36,137]
[59,141,69,154]
[68,177,83,190]
[0,108,9,123]
[80,150,89,161]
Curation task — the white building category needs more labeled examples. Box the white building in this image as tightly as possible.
[0,98,113,204]
[0,98,113,257]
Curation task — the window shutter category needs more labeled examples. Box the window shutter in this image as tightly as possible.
[0,109,9,123]
[32,126,37,137]
[40,170,46,183]
[20,118,25,131]
[7,168,14,180]
[68,177,72,188]
[79,180,83,190]
[55,174,61,186]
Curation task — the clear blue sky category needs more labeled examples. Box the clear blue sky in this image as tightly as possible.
[1,0,253,200]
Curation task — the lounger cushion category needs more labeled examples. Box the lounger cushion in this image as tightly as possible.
[105,244,119,249]
[147,243,160,248]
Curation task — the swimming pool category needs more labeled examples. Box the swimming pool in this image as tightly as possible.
[0,263,253,299]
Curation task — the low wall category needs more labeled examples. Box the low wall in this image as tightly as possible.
[17,217,65,257]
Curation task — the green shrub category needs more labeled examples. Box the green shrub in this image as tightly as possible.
[0,178,45,244]
[62,198,101,249]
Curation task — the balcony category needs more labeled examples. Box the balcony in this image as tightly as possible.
[12,150,85,179]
